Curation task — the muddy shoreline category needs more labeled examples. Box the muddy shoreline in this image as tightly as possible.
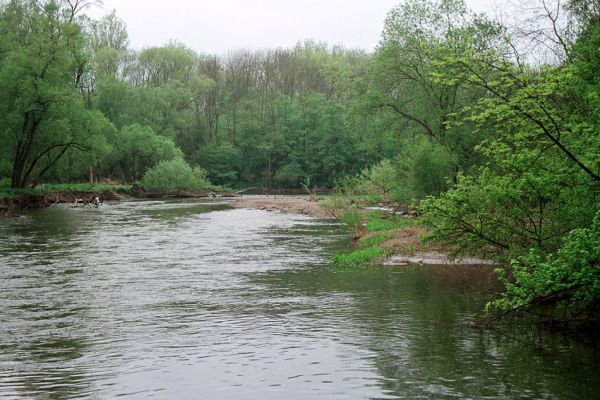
[0,190,124,217]
[0,189,230,217]
[234,195,495,267]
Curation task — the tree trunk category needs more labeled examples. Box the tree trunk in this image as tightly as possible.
[89,166,94,185]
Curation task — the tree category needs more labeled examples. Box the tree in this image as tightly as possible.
[420,4,600,259]
[88,9,129,80]
[366,0,498,154]
[0,0,109,187]
[105,124,182,182]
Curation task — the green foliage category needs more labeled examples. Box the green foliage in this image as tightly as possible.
[489,210,600,318]
[365,212,409,232]
[419,14,600,263]
[336,140,456,204]
[105,124,182,182]
[332,245,391,268]
[140,159,211,194]
[395,138,456,201]
[420,165,597,258]
[200,143,241,185]
[0,0,115,187]
[356,159,397,201]
[0,183,132,198]
[275,162,305,188]
[413,7,600,321]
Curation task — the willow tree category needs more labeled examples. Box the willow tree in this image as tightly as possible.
[0,0,109,187]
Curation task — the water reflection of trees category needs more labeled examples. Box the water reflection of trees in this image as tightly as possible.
[248,265,599,399]
[0,208,99,399]
[0,208,84,255]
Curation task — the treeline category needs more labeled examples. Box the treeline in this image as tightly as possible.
[0,0,598,319]
[0,1,371,189]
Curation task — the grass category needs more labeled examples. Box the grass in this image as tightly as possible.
[365,211,409,232]
[332,245,393,268]
[332,209,416,268]
[332,229,395,268]
[0,183,132,197]
[320,193,383,208]
[361,231,394,247]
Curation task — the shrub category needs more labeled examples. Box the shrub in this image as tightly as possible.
[141,159,211,193]
[356,159,397,202]
[275,162,304,187]
[200,143,241,185]
[394,138,455,202]
[489,210,600,319]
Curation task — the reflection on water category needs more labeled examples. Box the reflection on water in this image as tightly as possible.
[0,199,598,399]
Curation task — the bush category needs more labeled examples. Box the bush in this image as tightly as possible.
[200,143,241,185]
[332,139,455,204]
[420,166,597,258]
[356,159,397,201]
[332,160,395,202]
[107,124,183,182]
[394,138,455,202]
[275,162,304,187]
[141,159,211,193]
[489,210,600,319]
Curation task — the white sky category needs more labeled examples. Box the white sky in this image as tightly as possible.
[88,0,499,55]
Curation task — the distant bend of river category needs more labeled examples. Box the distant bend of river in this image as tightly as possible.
[0,199,598,399]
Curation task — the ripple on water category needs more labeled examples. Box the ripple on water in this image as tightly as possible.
[0,199,598,399]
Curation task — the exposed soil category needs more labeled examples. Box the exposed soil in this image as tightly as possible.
[233,195,339,219]
[233,195,496,266]
[0,190,123,217]
[375,227,496,266]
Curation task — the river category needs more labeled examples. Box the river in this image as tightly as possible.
[0,199,598,399]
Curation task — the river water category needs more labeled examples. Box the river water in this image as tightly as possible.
[0,199,598,399]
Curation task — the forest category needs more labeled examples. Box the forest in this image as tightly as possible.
[0,0,598,321]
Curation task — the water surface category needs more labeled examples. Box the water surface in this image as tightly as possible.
[0,199,597,399]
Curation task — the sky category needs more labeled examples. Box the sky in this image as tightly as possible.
[88,0,499,55]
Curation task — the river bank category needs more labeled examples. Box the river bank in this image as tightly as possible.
[0,190,126,217]
[233,195,339,219]
[0,185,232,217]
[233,195,495,267]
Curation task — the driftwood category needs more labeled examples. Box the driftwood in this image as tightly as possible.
[72,196,102,208]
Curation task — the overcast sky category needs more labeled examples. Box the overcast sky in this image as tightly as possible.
[88,0,499,55]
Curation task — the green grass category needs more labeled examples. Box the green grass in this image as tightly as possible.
[332,210,413,268]
[332,231,395,268]
[332,246,393,268]
[365,211,409,232]
[361,231,394,247]
[0,183,132,197]
[324,196,416,268]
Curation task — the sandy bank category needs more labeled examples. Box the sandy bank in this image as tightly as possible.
[233,195,338,219]
[231,195,497,266]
